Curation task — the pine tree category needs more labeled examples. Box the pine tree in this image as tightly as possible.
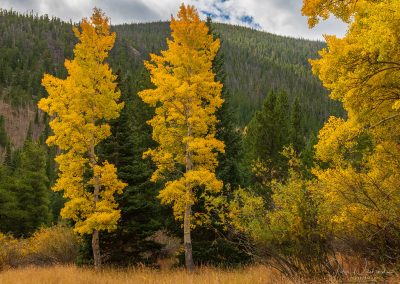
[244,90,282,194]
[244,91,309,199]
[0,140,51,237]
[38,9,126,268]
[14,140,51,235]
[276,91,290,148]
[0,165,21,235]
[0,115,8,148]
[139,5,224,270]
[208,18,244,190]
[96,69,164,265]
[245,90,277,164]
[289,97,305,153]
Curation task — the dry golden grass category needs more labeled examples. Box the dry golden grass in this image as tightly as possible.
[0,265,398,284]
[0,265,292,284]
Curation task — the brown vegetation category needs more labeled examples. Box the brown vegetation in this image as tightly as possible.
[0,225,80,269]
[0,264,399,284]
[0,265,296,284]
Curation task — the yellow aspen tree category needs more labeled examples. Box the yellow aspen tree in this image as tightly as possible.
[301,0,385,27]
[38,8,126,269]
[138,4,224,271]
[302,0,400,256]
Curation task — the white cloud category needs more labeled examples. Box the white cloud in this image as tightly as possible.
[1,0,347,40]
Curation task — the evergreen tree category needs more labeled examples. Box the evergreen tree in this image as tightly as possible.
[208,17,245,190]
[0,115,8,147]
[0,165,21,234]
[96,69,164,265]
[1,140,51,236]
[289,97,305,153]
[16,140,51,235]
[244,91,308,198]
[245,90,278,165]
[276,91,290,148]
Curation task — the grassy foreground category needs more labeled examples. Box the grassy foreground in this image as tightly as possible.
[0,265,295,284]
[0,265,399,284]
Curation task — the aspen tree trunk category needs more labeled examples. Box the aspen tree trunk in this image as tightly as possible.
[89,141,101,269]
[92,229,101,269]
[184,124,195,272]
[184,203,194,271]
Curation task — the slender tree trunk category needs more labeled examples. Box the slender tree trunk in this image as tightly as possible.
[89,139,101,269]
[92,229,101,269]
[184,122,195,272]
[184,202,194,271]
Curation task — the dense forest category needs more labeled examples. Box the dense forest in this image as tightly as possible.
[0,0,398,282]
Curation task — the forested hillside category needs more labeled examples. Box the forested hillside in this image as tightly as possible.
[113,22,343,126]
[0,9,341,152]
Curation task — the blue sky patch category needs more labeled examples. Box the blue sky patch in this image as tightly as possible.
[239,15,262,29]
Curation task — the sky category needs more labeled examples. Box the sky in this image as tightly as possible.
[1,0,347,40]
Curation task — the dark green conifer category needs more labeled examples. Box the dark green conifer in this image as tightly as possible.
[289,97,305,153]
[5,140,51,236]
[0,115,8,147]
[94,69,164,265]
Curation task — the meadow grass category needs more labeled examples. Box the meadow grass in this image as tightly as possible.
[0,265,293,284]
[0,264,398,284]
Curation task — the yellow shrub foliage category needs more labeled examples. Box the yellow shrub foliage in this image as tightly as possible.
[304,0,400,243]
[0,226,80,269]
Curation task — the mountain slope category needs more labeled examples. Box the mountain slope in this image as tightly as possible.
[0,10,342,149]
[112,22,343,127]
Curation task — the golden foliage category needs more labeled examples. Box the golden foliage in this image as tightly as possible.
[138,4,224,223]
[301,0,385,27]
[306,0,400,239]
[310,1,400,123]
[0,226,80,269]
[229,147,325,246]
[38,9,126,235]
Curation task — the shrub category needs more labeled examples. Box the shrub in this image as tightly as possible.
[0,225,80,269]
[26,225,81,265]
[0,233,25,269]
